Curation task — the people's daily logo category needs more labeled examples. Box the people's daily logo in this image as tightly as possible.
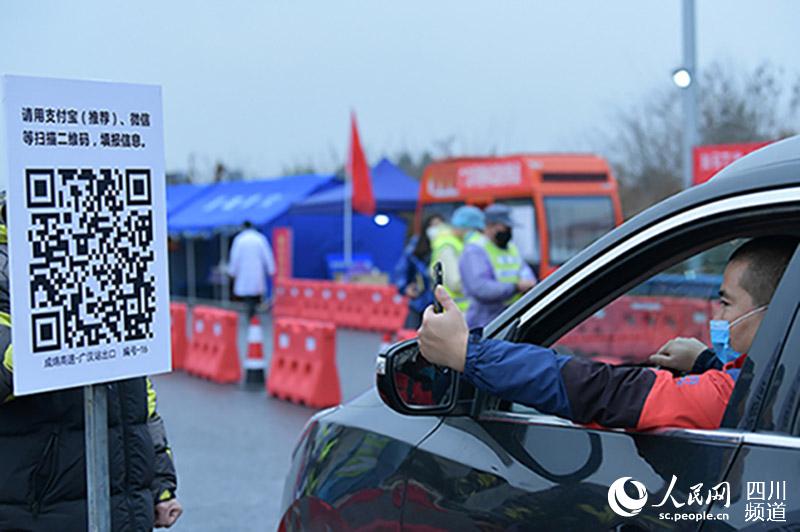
[608,477,648,517]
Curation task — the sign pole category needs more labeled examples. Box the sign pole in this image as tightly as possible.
[84,384,111,532]
[186,237,196,304]
[220,233,230,302]
[343,173,353,267]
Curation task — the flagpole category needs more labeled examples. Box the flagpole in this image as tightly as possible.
[344,165,353,267]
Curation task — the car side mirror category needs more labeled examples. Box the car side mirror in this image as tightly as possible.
[376,339,459,415]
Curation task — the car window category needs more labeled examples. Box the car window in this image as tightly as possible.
[420,202,458,224]
[506,235,797,422]
[494,200,539,266]
[550,242,735,366]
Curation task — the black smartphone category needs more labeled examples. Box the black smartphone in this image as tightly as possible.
[432,261,444,313]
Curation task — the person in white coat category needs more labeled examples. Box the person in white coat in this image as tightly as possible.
[228,220,276,318]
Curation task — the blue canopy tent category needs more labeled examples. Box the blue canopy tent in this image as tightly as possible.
[167,174,334,300]
[168,173,334,236]
[287,159,419,279]
[166,183,214,220]
[290,158,419,215]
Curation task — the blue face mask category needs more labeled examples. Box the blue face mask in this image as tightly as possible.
[709,306,767,364]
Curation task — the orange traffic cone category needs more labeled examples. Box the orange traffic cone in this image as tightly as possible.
[243,315,266,386]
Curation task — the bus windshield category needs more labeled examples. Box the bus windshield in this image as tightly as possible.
[545,196,615,265]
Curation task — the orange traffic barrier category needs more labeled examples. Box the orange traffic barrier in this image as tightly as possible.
[267,318,341,408]
[273,278,408,332]
[184,306,241,384]
[169,302,188,370]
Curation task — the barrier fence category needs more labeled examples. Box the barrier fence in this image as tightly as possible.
[274,279,408,332]
[168,279,408,408]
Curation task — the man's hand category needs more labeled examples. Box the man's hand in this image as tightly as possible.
[516,279,536,293]
[155,498,183,528]
[649,337,708,372]
[418,286,469,372]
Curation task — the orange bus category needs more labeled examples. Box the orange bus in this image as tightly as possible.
[417,154,623,278]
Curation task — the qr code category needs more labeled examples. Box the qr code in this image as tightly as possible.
[25,168,156,353]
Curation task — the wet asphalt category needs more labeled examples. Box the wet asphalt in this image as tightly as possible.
[151,312,385,531]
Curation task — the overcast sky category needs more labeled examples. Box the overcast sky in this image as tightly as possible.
[1,1,798,180]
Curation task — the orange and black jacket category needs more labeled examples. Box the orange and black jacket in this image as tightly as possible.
[463,336,743,430]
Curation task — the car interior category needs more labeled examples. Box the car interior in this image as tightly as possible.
[494,217,800,431]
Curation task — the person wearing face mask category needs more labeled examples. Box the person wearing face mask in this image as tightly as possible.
[417,236,798,431]
[429,206,486,313]
[391,214,445,328]
[649,239,783,373]
[459,204,537,329]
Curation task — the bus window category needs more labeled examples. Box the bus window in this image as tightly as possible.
[498,201,539,266]
[421,202,458,226]
[545,196,615,265]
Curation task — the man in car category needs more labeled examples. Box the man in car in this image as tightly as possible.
[417,236,798,430]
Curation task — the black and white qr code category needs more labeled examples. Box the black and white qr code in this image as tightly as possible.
[25,168,156,353]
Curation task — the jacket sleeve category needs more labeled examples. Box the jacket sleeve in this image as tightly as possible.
[391,252,413,293]
[463,338,737,430]
[146,378,178,503]
[518,258,537,282]
[690,349,723,373]
[459,245,517,303]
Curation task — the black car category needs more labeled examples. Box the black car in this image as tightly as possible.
[280,137,800,531]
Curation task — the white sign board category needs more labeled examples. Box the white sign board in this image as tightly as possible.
[1,75,171,395]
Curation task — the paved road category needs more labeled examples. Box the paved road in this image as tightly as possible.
[152,315,385,531]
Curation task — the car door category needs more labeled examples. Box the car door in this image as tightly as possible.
[704,249,800,530]
[399,195,800,531]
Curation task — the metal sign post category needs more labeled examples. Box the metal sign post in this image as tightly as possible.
[186,237,196,304]
[84,384,111,532]
[220,233,230,302]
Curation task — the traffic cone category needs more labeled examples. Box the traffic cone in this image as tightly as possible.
[243,315,266,387]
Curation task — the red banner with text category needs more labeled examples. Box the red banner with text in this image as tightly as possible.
[693,141,772,185]
[272,227,293,279]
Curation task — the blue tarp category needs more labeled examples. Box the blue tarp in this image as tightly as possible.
[166,183,213,219]
[290,158,419,215]
[167,174,335,236]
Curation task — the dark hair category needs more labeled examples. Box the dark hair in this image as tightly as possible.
[729,236,799,306]
[413,214,444,260]
[243,220,253,229]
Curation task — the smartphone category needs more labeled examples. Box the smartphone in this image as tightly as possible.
[432,261,444,313]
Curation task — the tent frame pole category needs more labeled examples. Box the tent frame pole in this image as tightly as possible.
[344,174,352,267]
[186,236,196,304]
[220,233,230,303]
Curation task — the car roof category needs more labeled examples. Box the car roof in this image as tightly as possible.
[518,135,800,310]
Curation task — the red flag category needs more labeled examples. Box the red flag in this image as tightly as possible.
[347,113,375,215]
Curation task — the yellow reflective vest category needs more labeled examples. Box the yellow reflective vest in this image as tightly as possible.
[475,234,524,305]
[430,229,470,311]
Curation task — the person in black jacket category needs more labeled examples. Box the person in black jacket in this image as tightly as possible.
[0,210,182,528]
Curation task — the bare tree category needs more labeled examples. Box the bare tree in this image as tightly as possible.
[602,61,800,218]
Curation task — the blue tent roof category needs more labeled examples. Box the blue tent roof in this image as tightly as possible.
[166,183,213,219]
[290,158,419,215]
[168,173,334,236]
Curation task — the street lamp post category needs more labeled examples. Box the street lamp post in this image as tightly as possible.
[678,0,698,191]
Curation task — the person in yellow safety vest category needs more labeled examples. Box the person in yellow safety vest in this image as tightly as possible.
[460,204,537,329]
[429,205,486,312]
